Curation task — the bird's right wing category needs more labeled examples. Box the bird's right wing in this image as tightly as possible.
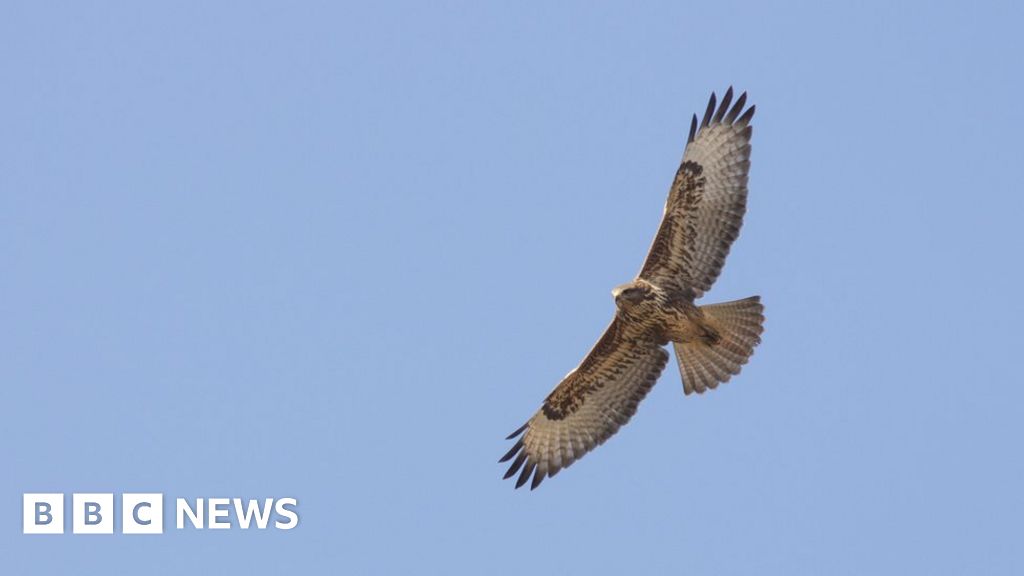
[499,317,669,490]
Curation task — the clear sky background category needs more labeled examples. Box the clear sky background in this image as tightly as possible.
[2,1,1022,574]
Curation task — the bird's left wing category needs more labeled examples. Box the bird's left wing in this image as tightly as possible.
[500,317,669,490]
[639,87,755,298]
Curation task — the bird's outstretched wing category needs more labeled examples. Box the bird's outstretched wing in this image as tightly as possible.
[639,87,754,298]
[500,317,669,490]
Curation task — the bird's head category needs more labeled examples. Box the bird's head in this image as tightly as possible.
[612,280,652,311]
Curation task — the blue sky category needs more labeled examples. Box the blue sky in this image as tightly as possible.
[2,1,1023,574]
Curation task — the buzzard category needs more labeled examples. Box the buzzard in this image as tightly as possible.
[500,88,764,490]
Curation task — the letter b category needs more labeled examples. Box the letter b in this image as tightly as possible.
[73,493,113,534]
[23,494,64,534]
[36,502,53,525]
[84,502,102,525]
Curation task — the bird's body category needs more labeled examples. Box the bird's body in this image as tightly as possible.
[501,88,764,489]
[611,279,716,347]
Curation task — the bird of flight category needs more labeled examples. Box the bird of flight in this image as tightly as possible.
[501,88,764,490]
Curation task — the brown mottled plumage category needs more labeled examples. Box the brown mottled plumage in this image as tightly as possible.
[501,88,764,490]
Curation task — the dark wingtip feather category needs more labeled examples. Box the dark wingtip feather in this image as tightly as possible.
[498,438,524,463]
[515,461,536,489]
[687,114,697,143]
[724,91,747,124]
[503,452,527,479]
[505,423,528,440]
[737,104,756,126]
[700,91,716,128]
[530,470,545,490]
[713,87,733,124]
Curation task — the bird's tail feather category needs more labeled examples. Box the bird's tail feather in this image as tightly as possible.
[674,296,764,395]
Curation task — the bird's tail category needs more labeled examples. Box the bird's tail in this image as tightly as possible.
[674,296,764,395]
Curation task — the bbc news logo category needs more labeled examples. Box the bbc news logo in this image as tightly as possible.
[23,493,299,534]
